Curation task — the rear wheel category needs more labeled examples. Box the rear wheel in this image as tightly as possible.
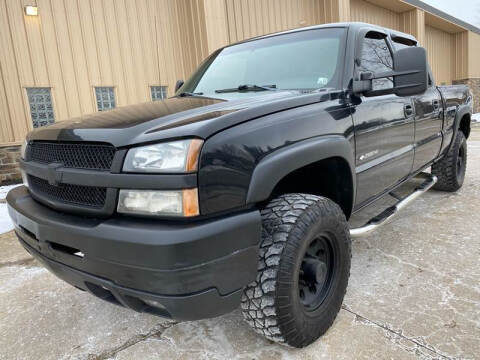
[432,131,467,192]
[241,193,351,348]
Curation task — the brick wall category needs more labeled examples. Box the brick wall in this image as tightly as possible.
[0,145,21,185]
[453,78,480,114]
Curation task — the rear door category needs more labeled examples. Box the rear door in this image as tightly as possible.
[352,33,415,207]
[390,40,444,172]
[411,74,443,171]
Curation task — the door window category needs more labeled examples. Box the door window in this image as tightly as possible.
[358,36,394,91]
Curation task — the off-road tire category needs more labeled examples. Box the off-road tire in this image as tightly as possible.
[241,193,351,348]
[432,131,467,192]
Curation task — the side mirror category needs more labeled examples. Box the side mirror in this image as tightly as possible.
[393,47,428,96]
[175,80,184,93]
[353,46,428,97]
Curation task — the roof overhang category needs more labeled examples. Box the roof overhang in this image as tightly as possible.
[402,0,480,34]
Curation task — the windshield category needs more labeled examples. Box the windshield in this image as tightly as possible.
[178,28,346,100]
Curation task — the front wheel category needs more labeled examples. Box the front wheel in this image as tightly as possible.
[241,194,351,348]
[432,131,467,192]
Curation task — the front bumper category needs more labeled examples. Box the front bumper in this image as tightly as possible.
[7,186,261,320]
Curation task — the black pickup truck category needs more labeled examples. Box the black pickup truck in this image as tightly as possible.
[7,22,472,347]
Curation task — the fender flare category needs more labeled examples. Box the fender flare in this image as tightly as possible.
[449,104,471,152]
[246,135,356,210]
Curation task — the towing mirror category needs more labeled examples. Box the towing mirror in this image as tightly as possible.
[353,46,428,97]
[392,46,428,96]
[175,79,184,93]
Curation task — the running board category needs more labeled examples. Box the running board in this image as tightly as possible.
[350,173,437,237]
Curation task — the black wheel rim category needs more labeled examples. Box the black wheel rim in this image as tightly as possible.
[456,144,466,181]
[298,234,335,311]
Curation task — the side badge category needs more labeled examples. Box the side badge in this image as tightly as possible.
[359,150,379,161]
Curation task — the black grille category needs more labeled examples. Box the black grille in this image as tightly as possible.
[28,175,107,208]
[27,142,115,170]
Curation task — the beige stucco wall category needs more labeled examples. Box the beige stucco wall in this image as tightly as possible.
[0,0,204,144]
[468,31,480,78]
[401,8,425,45]
[350,0,401,30]
[222,0,350,43]
[425,25,454,85]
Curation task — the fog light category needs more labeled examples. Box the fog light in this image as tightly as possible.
[117,188,199,217]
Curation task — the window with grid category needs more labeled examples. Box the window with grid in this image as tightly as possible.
[95,87,116,111]
[151,86,168,101]
[26,88,55,128]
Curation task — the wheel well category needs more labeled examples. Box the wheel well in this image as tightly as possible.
[269,157,354,219]
[459,114,471,139]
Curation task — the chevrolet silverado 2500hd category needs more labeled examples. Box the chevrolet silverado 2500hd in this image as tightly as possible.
[7,22,472,347]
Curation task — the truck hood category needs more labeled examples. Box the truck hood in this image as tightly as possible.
[27,90,336,147]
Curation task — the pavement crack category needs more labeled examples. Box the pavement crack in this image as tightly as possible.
[342,306,454,359]
[87,321,178,360]
[0,257,37,269]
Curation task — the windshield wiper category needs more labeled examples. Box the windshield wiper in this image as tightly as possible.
[177,91,204,97]
[215,84,277,93]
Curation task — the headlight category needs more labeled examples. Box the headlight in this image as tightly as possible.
[20,140,28,188]
[117,188,199,217]
[21,170,29,188]
[123,139,203,173]
[20,140,28,159]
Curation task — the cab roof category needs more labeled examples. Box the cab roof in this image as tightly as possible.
[228,22,417,48]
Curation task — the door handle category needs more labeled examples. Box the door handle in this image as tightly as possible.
[404,104,414,117]
[432,99,440,110]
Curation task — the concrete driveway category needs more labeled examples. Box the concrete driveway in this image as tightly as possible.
[1,127,479,360]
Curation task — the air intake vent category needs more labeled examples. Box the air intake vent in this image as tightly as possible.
[28,175,107,208]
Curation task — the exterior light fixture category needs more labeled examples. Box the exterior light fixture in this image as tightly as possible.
[24,6,38,16]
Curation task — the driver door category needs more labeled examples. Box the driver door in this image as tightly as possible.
[352,34,415,207]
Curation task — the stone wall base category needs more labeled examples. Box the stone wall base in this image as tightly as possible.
[453,78,480,114]
[0,145,21,185]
